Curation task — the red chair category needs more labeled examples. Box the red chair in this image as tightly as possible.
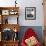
[21,28,41,46]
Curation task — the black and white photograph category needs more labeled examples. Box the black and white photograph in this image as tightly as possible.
[25,7,36,20]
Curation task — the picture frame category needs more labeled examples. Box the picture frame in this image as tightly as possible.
[9,10,18,15]
[2,10,9,15]
[25,7,36,20]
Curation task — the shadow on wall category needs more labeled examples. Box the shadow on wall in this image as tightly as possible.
[18,26,44,44]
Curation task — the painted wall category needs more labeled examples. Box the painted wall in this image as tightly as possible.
[18,0,44,26]
[0,0,44,26]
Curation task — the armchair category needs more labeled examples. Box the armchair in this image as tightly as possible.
[21,28,41,46]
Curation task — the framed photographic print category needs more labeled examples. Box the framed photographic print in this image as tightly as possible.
[2,10,9,15]
[25,7,36,20]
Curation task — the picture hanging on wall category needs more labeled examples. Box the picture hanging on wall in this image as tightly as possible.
[25,7,36,20]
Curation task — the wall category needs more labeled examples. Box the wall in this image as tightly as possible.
[0,0,44,26]
[18,0,44,26]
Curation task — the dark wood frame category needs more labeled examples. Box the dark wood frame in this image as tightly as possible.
[0,7,19,46]
[0,7,19,24]
[25,7,36,20]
